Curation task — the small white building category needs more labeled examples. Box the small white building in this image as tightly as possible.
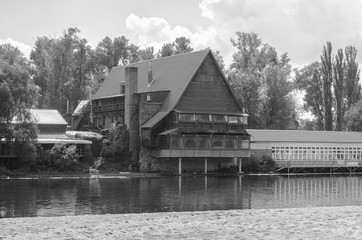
[247,129,362,170]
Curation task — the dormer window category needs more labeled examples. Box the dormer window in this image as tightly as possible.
[120,82,125,94]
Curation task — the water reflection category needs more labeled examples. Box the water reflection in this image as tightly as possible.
[274,176,362,207]
[1,175,362,218]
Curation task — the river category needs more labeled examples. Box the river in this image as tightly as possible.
[1,175,362,218]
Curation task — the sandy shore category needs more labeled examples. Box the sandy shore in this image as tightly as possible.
[1,206,362,240]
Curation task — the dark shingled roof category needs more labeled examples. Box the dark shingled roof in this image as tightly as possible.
[247,129,362,143]
[94,49,210,112]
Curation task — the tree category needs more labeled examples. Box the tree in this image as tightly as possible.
[260,54,296,129]
[228,32,297,129]
[0,44,38,164]
[295,63,325,130]
[344,99,362,131]
[320,42,333,131]
[0,44,38,130]
[345,46,361,108]
[128,44,141,63]
[139,47,155,61]
[31,28,98,114]
[174,37,193,54]
[159,43,175,57]
[158,37,193,58]
[95,36,130,71]
[333,48,345,131]
[101,125,130,167]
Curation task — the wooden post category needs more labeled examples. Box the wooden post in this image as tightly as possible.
[178,176,182,195]
[178,157,182,175]
[238,158,242,173]
[204,158,208,174]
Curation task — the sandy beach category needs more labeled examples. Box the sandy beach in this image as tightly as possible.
[1,206,362,240]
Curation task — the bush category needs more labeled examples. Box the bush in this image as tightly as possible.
[50,144,80,171]
[100,125,131,169]
[258,155,276,173]
[242,156,260,173]
[242,155,276,173]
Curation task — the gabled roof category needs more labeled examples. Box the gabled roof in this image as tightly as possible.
[94,49,210,112]
[30,109,68,125]
[247,129,362,143]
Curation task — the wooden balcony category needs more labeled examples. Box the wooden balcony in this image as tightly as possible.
[85,102,124,113]
[158,134,251,158]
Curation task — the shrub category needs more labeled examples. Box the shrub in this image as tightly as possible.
[258,155,276,173]
[50,144,80,171]
[101,125,131,169]
[242,156,260,173]
[242,155,276,173]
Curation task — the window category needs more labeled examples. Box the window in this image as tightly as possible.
[212,114,226,123]
[212,140,223,148]
[225,140,235,149]
[199,139,210,149]
[146,94,151,102]
[239,140,249,149]
[196,114,210,122]
[228,116,238,124]
[170,138,180,149]
[120,83,125,94]
[179,113,195,122]
[184,139,197,149]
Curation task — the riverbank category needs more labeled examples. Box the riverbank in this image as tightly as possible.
[1,206,362,239]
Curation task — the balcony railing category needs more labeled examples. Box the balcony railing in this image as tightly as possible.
[160,135,250,150]
[85,102,124,113]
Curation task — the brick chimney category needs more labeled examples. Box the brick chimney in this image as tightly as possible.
[125,67,140,170]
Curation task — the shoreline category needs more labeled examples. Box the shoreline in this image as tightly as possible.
[1,206,362,239]
[2,171,362,180]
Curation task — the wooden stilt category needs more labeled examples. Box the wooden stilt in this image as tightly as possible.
[178,157,182,176]
[204,158,208,174]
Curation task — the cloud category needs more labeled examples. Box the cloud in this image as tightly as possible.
[125,0,362,69]
[126,13,221,56]
[0,38,32,59]
[198,0,362,67]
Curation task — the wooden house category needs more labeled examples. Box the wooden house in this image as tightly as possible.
[0,109,92,169]
[73,50,250,173]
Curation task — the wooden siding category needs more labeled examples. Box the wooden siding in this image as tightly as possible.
[175,55,239,112]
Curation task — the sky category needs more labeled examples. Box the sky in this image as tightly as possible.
[1,0,362,69]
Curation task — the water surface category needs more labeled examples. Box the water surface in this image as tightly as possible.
[1,175,362,218]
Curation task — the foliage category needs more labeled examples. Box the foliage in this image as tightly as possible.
[320,42,333,131]
[101,125,130,167]
[241,156,260,173]
[0,44,38,138]
[158,37,193,57]
[344,99,362,131]
[31,28,96,113]
[333,48,345,131]
[296,42,361,131]
[49,144,80,171]
[0,44,38,167]
[242,155,276,173]
[345,46,361,108]
[228,32,297,129]
[294,62,325,130]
